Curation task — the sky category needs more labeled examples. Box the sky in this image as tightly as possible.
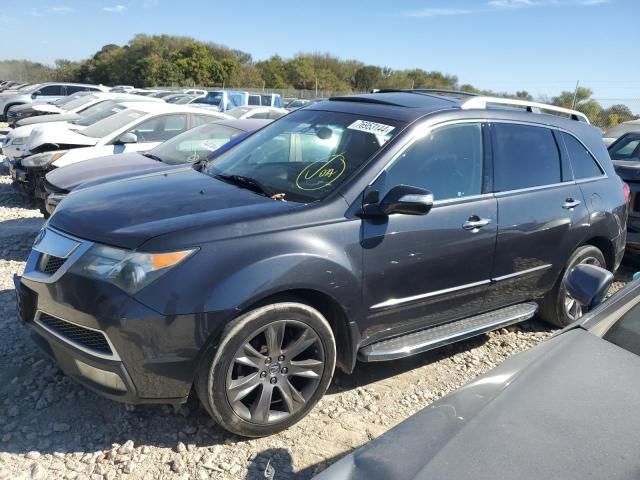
[0,0,638,107]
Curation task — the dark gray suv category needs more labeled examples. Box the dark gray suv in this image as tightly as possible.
[15,90,627,437]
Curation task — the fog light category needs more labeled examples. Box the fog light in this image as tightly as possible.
[74,359,127,392]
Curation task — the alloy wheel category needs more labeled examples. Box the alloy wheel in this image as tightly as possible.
[225,320,325,424]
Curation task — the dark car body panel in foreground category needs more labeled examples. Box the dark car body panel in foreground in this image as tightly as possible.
[17,93,627,404]
[314,277,640,480]
[314,329,640,480]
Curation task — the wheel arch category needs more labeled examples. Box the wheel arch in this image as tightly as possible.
[582,236,615,271]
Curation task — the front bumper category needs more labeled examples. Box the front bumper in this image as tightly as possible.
[15,227,208,405]
[9,162,50,198]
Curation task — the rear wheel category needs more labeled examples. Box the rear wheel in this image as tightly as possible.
[195,302,336,437]
[538,245,606,327]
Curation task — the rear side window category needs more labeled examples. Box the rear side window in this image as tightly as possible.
[562,132,603,179]
[493,123,561,191]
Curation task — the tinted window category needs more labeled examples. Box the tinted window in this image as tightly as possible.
[604,302,640,357]
[66,85,87,94]
[562,132,603,179]
[493,124,561,191]
[609,135,640,162]
[383,123,484,201]
[38,85,64,96]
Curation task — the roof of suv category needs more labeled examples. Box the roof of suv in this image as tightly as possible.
[308,90,597,134]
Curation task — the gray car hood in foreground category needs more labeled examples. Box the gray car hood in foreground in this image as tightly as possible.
[46,152,163,191]
[316,329,640,480]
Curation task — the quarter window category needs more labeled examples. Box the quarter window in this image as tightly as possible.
[382,123,484,201]
[562,132,603,179]
[493,123,561,191]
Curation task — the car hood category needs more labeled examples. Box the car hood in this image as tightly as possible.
[46,152,161,191]
[315,329,640,480]
[49,168,303,249]
[27,124,97,151]
[613,160,640,182]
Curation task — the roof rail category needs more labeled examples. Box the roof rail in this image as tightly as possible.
[460,96,590,123]
[373,88,478,99]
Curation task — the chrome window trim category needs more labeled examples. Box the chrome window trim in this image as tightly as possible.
[492,264,553,282]
[371,279,491,310]
[33,310,121,361]
[370,264,553,310]
[494,181,576,197]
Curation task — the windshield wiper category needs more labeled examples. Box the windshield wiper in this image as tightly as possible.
[143,152,164,162]
[214,173,273,198]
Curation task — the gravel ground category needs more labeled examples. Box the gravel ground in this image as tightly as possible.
[0,124,632,479]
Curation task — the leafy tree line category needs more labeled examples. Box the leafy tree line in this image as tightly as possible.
[0,34,637,129]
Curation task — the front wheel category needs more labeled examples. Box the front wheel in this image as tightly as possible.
[195,302,336,437]
[538,245,606,327]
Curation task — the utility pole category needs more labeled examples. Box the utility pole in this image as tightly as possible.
[571,80,580,109]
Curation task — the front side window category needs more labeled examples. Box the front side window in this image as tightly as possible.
[380,123,484,201]
[150,123,243,165]
[609,135,640,162]
[125,114,188,143]
[206,110,402,202]
[38,85,64,96]
[562,132,603,179]
[493,123,561,191]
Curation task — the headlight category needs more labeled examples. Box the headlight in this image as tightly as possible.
[10,136,26,146]
[21,151,67,168]
[70,244,197,294]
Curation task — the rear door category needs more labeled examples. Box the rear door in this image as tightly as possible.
[485,122,591,309]
[362,121,497,341]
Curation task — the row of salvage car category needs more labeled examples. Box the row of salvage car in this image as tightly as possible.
[3,82,640,479]
[0,89,285,216]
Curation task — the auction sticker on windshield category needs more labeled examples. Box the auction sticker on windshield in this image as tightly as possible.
[347,119,395,136]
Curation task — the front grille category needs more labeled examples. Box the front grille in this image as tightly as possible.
[38,313,113,356]
[41,255,66,274]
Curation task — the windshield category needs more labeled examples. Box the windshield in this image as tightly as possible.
[58,94,99,111]
[206,110,402,202]
[227,107,252,119]
[149,122,243,165]
[610,135,640,161]
[79,109,146,138]
[174,95,199,105]
[74,100,123,126]
[193,92,223,106]
[288,100,306,108]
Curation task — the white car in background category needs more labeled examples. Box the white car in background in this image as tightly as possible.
[226,105,288,120]
[2,95,164,160]
[21,103,230,169]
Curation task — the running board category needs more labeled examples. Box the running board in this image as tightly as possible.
[358,302,538,362]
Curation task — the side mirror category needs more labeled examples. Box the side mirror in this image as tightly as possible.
[115,132,137,145]
[565,264,613,312]
[371,185,434,216]
[32,91,42,98]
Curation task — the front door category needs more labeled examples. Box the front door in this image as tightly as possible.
[362,122,497,342]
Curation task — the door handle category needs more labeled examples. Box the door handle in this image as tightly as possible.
[562,198,581,209]
[463,216,491,231]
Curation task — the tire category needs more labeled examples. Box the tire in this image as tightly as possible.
[195,302,336,437]
[538,245,606,327]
